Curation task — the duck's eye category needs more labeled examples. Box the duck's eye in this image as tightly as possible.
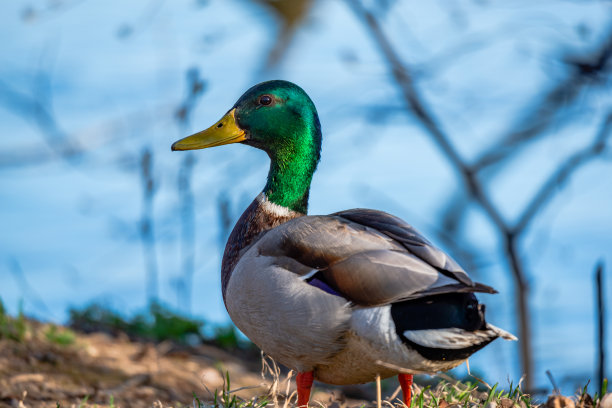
[259,95,273,106]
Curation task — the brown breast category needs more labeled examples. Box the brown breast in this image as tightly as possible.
[221,194,303,301]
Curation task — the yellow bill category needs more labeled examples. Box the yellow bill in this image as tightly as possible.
[171,108,246,151]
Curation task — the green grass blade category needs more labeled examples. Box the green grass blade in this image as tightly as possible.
[484,384,498,405]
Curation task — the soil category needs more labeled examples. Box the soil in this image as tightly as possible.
[0,321,369,408]
[3,322,601,408]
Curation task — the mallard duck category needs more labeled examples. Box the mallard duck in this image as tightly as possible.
[171,80,516,407]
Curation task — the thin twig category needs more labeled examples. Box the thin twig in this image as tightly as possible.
[345,0,507,231]
[140,148,159,304]
[7,258,53,318]
[0,78,81,164]
[545,370,560,395]
[513,114,612,235]
[472,23,612,172]
[175,68,205,312]
[595,262,606,396]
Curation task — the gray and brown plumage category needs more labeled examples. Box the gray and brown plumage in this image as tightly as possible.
[224,195,516,385]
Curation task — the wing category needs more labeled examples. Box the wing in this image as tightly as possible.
[333,209,478,287]
[254,209,495,307]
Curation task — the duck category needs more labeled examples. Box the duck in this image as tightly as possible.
[171,80,516,407]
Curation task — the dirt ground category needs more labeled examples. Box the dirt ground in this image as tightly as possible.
[0,322,371,408]
[2,322,605,408]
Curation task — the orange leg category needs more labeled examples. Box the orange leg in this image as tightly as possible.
[398,373,413,407]
[296,371,314,407]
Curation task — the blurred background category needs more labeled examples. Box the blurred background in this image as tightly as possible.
[1,0,611,398]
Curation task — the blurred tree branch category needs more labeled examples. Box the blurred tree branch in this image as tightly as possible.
[140,148,159,305]
[175,68,206,313]
[513,114,612,235]
[0,74,175,169]
[177,153,195,313]
[472,24,612,172]
[0,78,81,164]
[347,0,612,389]
[346,0,533,385]
[7,258,53,318]
[21,0,87,23]
[253,0,315,71]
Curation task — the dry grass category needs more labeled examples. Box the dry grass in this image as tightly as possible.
[8,353,609,408]
[1,312,608,408]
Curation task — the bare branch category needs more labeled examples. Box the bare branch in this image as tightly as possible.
[175,67,205,313]
[347,2,612,390]
[0,79,81,163]
[0,88,175,170]
[7,258,53,318]
[472,24,612,172]
[140,148,159,304]
[513,113,612,235]
[345,0,534,386]
[178,153,196,313]
[345,0,508,231]
[175,67,206,126]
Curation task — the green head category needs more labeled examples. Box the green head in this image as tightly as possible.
[171,80,322,214]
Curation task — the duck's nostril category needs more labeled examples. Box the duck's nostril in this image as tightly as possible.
[217,123,223,128]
